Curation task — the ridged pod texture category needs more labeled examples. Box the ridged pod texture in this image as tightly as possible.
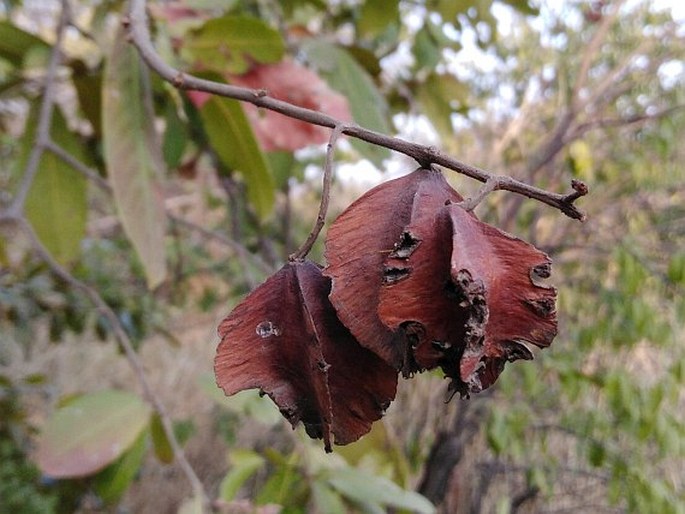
[215,167,558,450]
[325,167,557,396]
[324,168,463,372]
[215,260,397,451]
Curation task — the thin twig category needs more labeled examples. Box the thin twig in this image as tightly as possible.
[126,0,587,221]
[44,138,272,279]
[570,0,626,111]
[458,175,504,212]
[577,38,653,114]
[570,104,685,139]
[13,216,208,507]
[45,139,111,191]
[7,0,68,218]
[290,124,345,261]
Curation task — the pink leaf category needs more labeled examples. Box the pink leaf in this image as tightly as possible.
[186,90,211,109]
[229,59,352,151]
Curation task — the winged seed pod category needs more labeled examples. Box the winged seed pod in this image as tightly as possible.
[214,260,397,451]
[325,167,557,396]
[324,167,463,373]
[215,167,558,451]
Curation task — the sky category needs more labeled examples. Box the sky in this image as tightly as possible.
[336,0,684,184]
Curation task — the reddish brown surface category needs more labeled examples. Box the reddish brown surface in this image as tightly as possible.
[296,262,397,445]
[377,178,469,376]
[229,59,351,151]
[446,204,557,392]
[324,167,462,371]
[327,167,556,397]
[215,260,396,450]
[380,200,557,397]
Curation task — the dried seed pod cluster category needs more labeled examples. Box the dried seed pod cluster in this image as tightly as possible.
[215,167,557,450]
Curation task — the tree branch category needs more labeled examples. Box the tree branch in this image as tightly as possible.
[13,216,208,506]
[577,38,653,114]
[458,175,505,212]
[570,0,627,111]
[44,137,273,279]
[126,0,587,221]
[290,124,345,261]
[0,1,209,505]
[571,105,685,140]
[45,139,111,191]
[7,0,68,218]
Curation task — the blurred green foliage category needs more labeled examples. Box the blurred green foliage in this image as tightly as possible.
[0,378,57,513]
[1,0,683,512]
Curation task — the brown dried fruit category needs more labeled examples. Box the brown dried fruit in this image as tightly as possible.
[446,204,557,393]
[377,189,469,378]
[215,260,397,451]
[379,200,557,397]
[326,166,557,397]
[324,167,462,373]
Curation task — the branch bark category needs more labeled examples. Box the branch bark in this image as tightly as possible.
[7,0,68,218]
[126,0,587,221]
[570,0,627,111]
[290,124,345,261]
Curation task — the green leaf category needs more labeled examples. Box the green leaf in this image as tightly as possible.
[35,389,151,478]
[197,374,282,426]
[219,449,265,501]
[413,24,442,71]
[303,39,391,164]
[23,106,87,265]
[435,0,472,21]
[568,140,594,181]
[200,96,275,219]
[256,452,305,506]
[486,410,507,455]
[163,101,188,169]
[0,21,49,66]
[417,82,451,139]
[0,236,7,266]
[150,412,174,464]
[588,440,606,467]
[71,61,103,137]
[174,419,197,446]
[499,0,539,16]
[358,0,399,38]
[416,73,469,140]
[93,428,148,504]
[267,151,298,189]
[103,25,167,289]
[311,479,347,514]
[526,466,549,494]
[667,254,685,285]
[326,467,435,514]
[184,15,285,74]
[336,422,411,486]
[346,46,383,78]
